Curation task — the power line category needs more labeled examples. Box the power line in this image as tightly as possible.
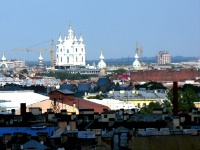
[26,40,52,49]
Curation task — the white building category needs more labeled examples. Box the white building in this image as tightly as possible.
[55,24,86,69]
[0,53,25,71]
[37,52,45,68]
[133,52,141,69]
[0,90,49,114]
[98,51,106,69]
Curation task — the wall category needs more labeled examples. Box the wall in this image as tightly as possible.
[130,69,200,81]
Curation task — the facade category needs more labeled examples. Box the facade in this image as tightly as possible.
[55,24,86,69]
[129,69,200,82]
[157,51,171,65]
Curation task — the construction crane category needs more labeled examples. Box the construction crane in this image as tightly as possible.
[13,40,55,69]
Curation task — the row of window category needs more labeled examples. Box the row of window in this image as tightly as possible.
[58,48,84,53]
[59,56,84,63]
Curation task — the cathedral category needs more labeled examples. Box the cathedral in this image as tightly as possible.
[55,24,86,69]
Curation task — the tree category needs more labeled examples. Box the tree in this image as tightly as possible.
[166,86,199,111]
[135,81,167,90]
[140,102,162,114]
[20,69,28,74]
[112,68,127,74]
[162,100,173,113]
[38,72,94,81]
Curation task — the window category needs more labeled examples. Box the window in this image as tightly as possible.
[76,48,77,52]
[81,48,83,52]
[61,57,62,62]
[82,57,83,62]
[67,57,69,63]
[104,115,107,118]
[60,49,62,52]
[67,49,69,53]
[76,57,78,62]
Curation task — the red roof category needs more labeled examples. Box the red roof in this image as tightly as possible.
[73,98,111,114]
[117,74,130,80]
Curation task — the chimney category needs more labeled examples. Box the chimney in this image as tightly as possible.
[173,82,178,116]
[11,109,15,115]
[20,103,26,115]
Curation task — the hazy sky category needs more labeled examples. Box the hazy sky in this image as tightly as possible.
[0,0,200,61]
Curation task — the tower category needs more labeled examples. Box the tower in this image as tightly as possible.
[0,53,8,72]
[133,44,141,69]
[38,52,45,69]
[133,52,141,69]
[98,51,106,69]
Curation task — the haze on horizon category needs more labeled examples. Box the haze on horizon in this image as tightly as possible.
[0,0,200,61]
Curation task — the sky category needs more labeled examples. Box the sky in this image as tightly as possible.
[0,0,200,61]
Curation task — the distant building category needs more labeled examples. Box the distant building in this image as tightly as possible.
[55,24,86,69]
[37,52,45,69]
[98,51,106,69]
[133,52,141,69]
[157,51,171,65]
[0,53,25,72]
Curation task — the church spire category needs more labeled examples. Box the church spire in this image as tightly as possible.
[98,51,106,69]
[58,34,62,44]
[74,35,78,44]
[99,51,104,60]
[38,52,43,62]
[68,24,74,39]
[79,34,83,44]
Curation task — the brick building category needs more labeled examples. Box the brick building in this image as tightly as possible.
[129,69,200,82]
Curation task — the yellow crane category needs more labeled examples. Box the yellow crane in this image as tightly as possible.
[13,40,55,69]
